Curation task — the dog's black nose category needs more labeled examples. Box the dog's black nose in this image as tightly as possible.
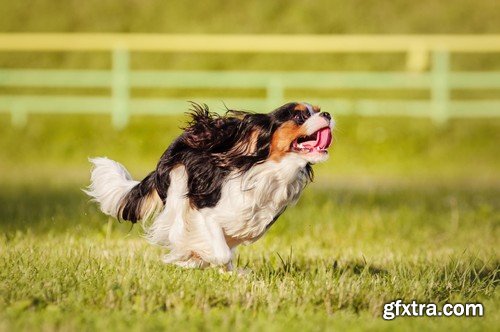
[320,112,331,120]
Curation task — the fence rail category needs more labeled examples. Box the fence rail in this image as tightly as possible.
[2,34,500,52]
[0,34,499,128]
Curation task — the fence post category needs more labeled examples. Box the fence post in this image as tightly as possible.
[112,48,130,129]
[267,77,283,110]
[431,51,450,124]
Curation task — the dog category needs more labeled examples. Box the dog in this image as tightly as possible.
[85,102,334,270]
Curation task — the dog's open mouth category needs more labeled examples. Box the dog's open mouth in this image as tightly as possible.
[291,127,333,153]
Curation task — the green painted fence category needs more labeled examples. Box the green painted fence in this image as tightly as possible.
[0,34,499,128]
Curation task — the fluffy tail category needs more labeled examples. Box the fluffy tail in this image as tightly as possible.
[85,157,163,223]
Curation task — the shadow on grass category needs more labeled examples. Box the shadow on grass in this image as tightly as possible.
[304,185,500,213]
[0,184,102,234]
[331,260,389,276]
[252,251,498,298]
[252,249,389,280]
[1,183,498,235]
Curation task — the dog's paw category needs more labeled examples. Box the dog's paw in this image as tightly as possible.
[163,254,209,269]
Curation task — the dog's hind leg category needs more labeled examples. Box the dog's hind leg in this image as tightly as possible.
[146,165,232,269]
[145,166,189,246]
[201,216,233,267]
[172,212,233,268]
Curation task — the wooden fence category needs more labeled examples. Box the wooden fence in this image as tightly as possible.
[0,34,499,128]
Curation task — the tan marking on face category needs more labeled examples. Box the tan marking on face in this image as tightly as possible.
[294,104,308,112]
[269,120,307,161]
[295,103,321,116]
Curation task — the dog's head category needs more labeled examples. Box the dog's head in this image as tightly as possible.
[183,102,334,167]
[266,102,334,164]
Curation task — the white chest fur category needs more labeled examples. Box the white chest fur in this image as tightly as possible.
[201,154,311,246]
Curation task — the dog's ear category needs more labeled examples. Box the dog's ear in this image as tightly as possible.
[182,103,240,150]
[181,104,278,171]
[215,113,275,170]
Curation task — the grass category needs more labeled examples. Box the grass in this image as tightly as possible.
[0,185,498,331]
[0,114,499,331]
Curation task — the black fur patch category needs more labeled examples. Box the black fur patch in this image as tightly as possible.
[119,171,156,222]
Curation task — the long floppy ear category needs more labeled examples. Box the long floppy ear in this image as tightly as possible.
[216,112,275,171]
[182,103,241,151]
[182,103,277,170]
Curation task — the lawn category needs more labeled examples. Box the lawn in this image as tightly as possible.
[0,114,498,331]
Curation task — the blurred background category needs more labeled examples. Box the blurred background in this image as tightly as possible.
[0,0,499,238]
[0,1,499,330]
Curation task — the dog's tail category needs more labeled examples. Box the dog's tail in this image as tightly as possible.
[84,157,164,223]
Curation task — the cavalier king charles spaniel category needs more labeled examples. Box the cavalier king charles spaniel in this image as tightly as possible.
[86,102,334,271]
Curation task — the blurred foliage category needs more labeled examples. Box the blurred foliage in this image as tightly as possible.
[1,0,499,34]
[0,0,500,71]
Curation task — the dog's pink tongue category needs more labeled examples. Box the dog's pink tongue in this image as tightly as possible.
[315,128,332,149]
[301,128,333,150]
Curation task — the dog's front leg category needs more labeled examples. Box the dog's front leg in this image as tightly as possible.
[224,247,237,271]
[200,216,233,268]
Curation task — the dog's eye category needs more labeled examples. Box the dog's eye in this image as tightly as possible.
[294,112,307,124]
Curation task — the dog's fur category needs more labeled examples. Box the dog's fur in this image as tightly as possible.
[86,102,334,270]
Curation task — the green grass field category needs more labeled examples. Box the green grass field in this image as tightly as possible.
[0,114,498,331]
